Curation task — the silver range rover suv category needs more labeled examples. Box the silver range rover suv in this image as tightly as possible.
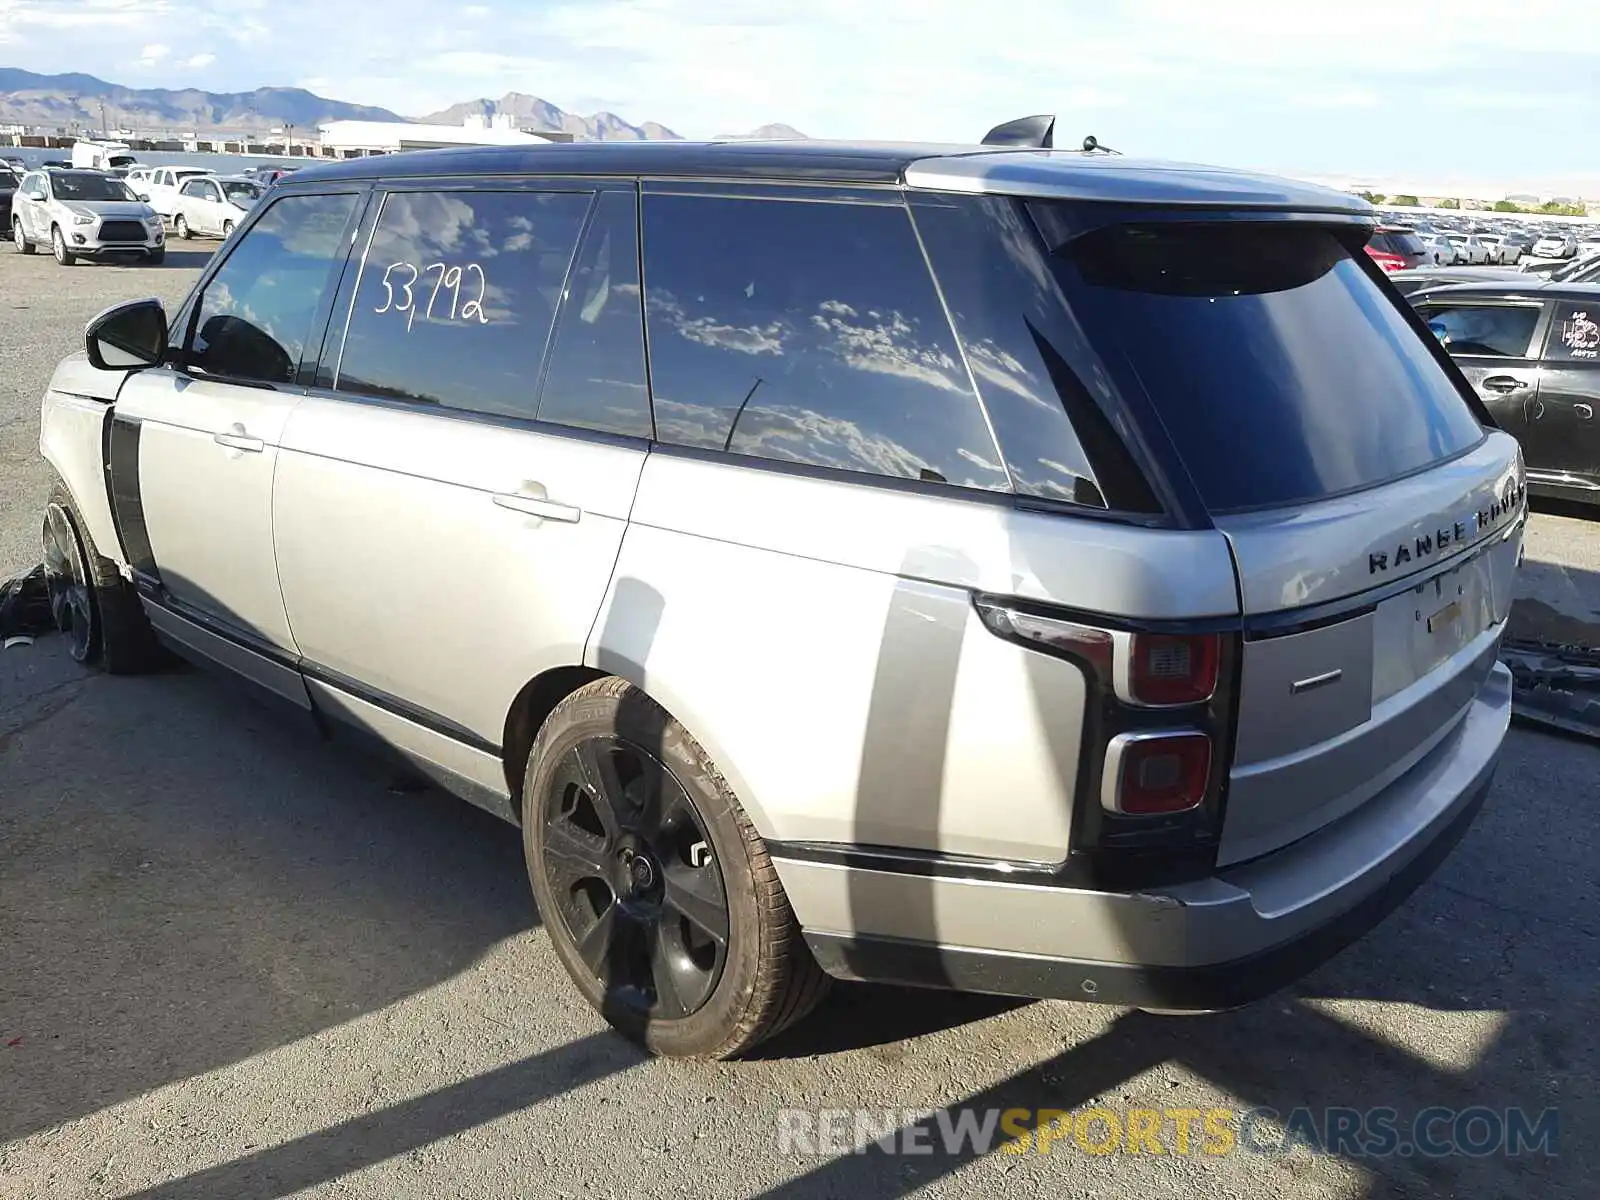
[38,135,1525,1059]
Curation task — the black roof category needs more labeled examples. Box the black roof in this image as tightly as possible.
[285,140,969,187]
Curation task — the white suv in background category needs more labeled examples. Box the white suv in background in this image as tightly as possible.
[11,168,165,266]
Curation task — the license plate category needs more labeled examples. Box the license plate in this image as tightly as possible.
[1371,554,1496,704]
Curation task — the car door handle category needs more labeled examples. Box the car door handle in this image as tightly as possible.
[492,492,582,523]
[1481,376,1529,394]
[213,423,264,453]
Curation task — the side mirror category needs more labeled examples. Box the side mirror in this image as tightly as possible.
[26,189,46,202]
[86,298,168,371]
[137,192,150,202]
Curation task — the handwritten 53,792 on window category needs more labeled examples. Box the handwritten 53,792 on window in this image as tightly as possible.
[373,261,490,331]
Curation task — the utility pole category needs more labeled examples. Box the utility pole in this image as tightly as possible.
[99,101,107,137]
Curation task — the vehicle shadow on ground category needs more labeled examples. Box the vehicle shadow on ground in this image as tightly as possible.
[0,639,538,1145]
[121,247,215,270]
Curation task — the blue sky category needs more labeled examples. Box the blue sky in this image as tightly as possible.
[3,0,1598,193]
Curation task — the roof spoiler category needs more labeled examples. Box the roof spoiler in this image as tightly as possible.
[981,114,1055,149]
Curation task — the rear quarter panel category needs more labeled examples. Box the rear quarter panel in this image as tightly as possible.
[590,451,1239,863]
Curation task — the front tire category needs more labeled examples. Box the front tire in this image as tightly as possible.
[174,213,190,239]
[13,218,33,254]
[221,219,234,239]
[51,226,74,266]
[523,677,828,1058]
[41,485,168,673]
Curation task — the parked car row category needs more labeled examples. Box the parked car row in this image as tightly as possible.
[3,160,268,266]
[1377,206,1595,266]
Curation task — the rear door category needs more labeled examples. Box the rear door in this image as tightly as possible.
[1529,299,1600,487]
[273,181,650,768]
[1413,296,1547,442]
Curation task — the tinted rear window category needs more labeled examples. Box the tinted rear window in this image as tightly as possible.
[1035,214,1485,512]
[641,194,1008,491]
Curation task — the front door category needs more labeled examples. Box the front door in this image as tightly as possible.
[1416,298,1547,444]
[1528,300,1600,487]
[107,187,365,694]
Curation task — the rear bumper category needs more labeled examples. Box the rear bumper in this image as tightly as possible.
[784,661,1510,1011]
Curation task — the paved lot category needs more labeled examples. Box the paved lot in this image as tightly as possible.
[1,249,1597,1199]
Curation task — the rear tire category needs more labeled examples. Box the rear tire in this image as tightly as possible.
[51,226,74,266]
[41,484,169,674]
[523,677,829,1059]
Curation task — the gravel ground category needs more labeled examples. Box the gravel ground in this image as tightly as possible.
[1,248,1597,1200]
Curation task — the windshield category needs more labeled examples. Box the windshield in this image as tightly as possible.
[51,173,136,202]
[1034,212,1485,512]
[220,180,264,205]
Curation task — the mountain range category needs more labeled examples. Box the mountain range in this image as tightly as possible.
[0,69,802,141]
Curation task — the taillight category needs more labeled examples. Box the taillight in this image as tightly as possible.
[974,596,1239,880]
[1123,632,1219,707]
[1103,731,1212,816]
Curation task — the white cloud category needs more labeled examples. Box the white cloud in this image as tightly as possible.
[1292,88,1381,110]
[182,52,216,69]
[136,42,169,67]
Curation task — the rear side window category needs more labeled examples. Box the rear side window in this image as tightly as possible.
[910,194,1157,511]
[1037,213,1486,512]
[1548,302,1600,362]
[187,191,360,385]
[335,189,592,419]
[536,190,652,438]
[641,194,1008,491]
[1416,302,1540,358]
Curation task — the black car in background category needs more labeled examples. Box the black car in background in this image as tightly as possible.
[1410,280,1600,506]
[1392,253,1600,298]
[0,165,17,230]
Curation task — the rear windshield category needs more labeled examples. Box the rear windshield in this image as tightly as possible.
[1034,214,1486,512]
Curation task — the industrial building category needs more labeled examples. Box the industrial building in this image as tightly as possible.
[316,113,572,156]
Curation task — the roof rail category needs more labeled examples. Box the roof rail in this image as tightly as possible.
[981,114,1055,149]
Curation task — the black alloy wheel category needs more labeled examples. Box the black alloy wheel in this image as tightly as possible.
[540,734,731,1020]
